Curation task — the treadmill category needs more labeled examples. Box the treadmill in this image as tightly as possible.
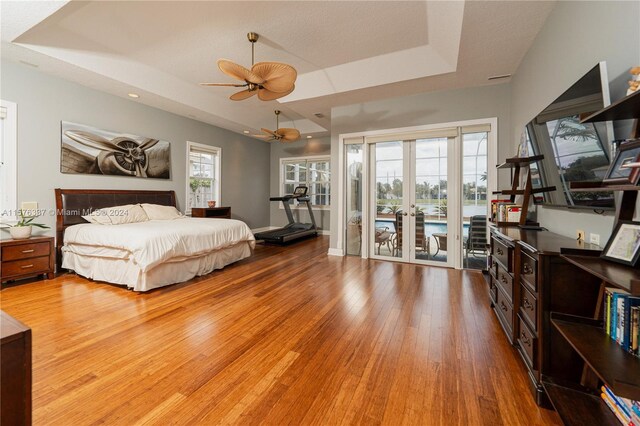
[254,186,318,244]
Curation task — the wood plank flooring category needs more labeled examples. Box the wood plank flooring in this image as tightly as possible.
[1,236,560,425]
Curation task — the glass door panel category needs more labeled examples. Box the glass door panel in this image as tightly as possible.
[345,144,363,256]
[462,132,489,269]
[371,141,404,259]
[414,138,448,264]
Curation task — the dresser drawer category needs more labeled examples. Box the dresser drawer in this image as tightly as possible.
[2,256,50,278]
[489,281,497,305]
[520,284,537,332]
[2,242,50,261]
[496,285,513,335]
[520,251,537,292]
[492,237,512,272]
[518,315,537,369]
[496,264,513,302]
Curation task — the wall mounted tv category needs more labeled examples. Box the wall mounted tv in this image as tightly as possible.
[526,62,615,210]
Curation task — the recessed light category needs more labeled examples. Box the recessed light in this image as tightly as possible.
[128,93,140,98]
[306,135,312,139]
[488,74,511,81]
[243,130,250,134]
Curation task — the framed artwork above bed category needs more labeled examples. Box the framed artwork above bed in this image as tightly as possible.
[60,121,171,179]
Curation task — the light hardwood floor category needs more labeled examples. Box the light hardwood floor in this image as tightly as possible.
[2,236,560,425]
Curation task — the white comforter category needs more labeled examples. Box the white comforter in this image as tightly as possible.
[63,218,255,272]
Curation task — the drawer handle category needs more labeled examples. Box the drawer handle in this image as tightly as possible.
[523,264,533,275]
[521,332,531,346]
[21,249,35,253]
[496,248,503,255]
[500,301,508,312]
[523,298,533,310]
[500,275,508,284]
[20,264,34,269]
[492,261,497,268]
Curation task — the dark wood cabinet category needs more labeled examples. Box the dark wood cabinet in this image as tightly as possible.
[1,311,32,425]
[190,207,231,219]
[1,236,55,284]
[489,226,600,406]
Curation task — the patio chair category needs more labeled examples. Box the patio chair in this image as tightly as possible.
[392,210,427,257]
[465,215,488,260]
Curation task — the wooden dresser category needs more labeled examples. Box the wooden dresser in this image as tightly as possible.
[489,227,599,405]
[190,207,231,219]
[1,311,32,425]
[1,236,55,283]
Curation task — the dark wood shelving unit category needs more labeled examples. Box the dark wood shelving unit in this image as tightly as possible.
[551,314,640,400]
[561,253,640,295]
[492,155,553,227]
[542,375,619,426]
[543,89,640,426]
[581,90,640,123]
[496,154,545,168]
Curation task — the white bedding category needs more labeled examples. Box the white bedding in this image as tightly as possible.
[62,217,255,291]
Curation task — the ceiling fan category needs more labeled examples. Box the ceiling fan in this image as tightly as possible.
[200,32,296,101]
[254,110,300,142]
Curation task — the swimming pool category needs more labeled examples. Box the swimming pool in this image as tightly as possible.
[375,219,470,237]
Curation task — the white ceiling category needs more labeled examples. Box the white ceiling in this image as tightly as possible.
[1,1,556,138]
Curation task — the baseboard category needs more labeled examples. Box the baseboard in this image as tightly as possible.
[251,226,279,233]
[327,248,344,256]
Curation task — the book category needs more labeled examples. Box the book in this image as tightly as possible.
[631,306,640,356]
[602,391,631,425]
[622,297,640,352]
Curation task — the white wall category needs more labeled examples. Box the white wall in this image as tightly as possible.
[0,60,271,235]
[508,0,640,243]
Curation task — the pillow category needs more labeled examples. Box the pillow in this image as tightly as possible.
[82,204,149,225]
[82,209,112,225]
[140,203,183,220]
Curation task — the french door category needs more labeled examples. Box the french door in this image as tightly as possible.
[369,137,460,267]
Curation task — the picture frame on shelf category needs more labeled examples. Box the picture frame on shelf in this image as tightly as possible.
[601,220,640,266]
[603,139,640,185]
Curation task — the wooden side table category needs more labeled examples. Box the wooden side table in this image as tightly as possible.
[1,236,55,283]
[1,311,32,425]
[191,207,231,219]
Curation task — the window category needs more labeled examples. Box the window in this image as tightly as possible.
[186,141,221,213]
[0,100,17,218]
[281,156,331,208]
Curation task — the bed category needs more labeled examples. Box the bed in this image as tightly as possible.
[55,189,255,292]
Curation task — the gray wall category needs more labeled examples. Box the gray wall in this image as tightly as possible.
[269,137,331,231]
[329,83,512,249]
[508,0,640,243]
[0,60,271,234]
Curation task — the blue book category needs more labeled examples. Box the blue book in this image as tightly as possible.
[623,296,640,351]
[604,386,632,419]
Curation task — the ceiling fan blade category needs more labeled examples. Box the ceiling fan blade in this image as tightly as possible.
[252,62,297,93]
[260,128,279,137]
[230,89,257,101]
[218,59,264,84]
[200,82,247,87]
[257,85,295,101]
[276,128,301,142]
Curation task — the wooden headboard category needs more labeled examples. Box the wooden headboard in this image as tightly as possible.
[54,188,176,270]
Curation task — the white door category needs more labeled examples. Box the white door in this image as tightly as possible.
[369,137,460,267]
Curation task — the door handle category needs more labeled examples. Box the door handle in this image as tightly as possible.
[410,204,415,208]
[402,212,408,216]
[410,212,415,216]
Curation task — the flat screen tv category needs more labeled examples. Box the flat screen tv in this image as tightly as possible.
[526,62,615,210]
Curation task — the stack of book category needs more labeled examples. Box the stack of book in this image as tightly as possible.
[490,200,522,223]
[601,385,640,426]
[605,288,640,357]
[602,288,640,424]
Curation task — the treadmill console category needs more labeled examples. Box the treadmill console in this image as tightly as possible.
[293,186,308,197]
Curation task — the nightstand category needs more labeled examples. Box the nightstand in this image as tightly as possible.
[1,236,55,283]
[191,207,231,219]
